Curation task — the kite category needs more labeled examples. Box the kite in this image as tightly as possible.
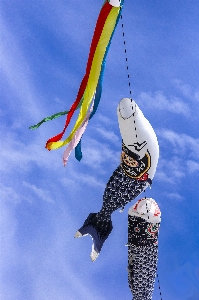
[75,98,159,261]
[127,198,161,300]
[29,0,124,164]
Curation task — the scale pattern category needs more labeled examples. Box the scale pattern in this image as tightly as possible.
[128,245,158,300]
[97,165,150,222]
[77,165,150,254]
[128,213,160,300]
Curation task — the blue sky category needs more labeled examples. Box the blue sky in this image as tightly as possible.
[1,0,199,299]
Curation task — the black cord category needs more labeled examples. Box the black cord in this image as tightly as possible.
[120,11,163,300]
[120,14,132,97]
[156,272,163,300]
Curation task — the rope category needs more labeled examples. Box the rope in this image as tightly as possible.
[120,14,132,97]
[156,272,163,300]
[120,12,163,300]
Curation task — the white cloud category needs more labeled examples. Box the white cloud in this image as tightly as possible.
[23,181,54,203]
[173,79,193,98]
[0,185,21,204]
[96,113,115,126]
[186,160,199,173]
[95,127,119,143]
[158,129,199,159]
[155,170,173,184]
[0,124,61,175]
[0,185,105,300]
[137,90,191,116]
[61,170,104,190]
[155,156,186,185]
[173,79,199,103]
[194,91,199,102]
[0,19,44,121]
[164,192,184,201]
[154,130,199,190]
[1,2,199,298]
[81,137,120,170]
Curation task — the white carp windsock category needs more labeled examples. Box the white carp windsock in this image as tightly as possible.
[75,98,160,262]
[117,98,159,181]
[127,198,161,300]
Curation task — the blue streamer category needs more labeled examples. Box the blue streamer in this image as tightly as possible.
[75,2,124,162]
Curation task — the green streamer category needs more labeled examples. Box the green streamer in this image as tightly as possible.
[29,98,83,130]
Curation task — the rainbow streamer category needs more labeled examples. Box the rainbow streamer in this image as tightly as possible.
[30,0,123,161]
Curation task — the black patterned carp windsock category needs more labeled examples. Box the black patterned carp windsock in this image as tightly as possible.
[75,98,159,262]
[128,198,161,300]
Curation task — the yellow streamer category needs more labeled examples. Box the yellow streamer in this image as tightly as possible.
[48,6,120,150]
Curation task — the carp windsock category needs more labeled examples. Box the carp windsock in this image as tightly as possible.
[128,198,161,300]
[75,99,159,262]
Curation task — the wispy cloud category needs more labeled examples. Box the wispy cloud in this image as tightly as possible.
[137,90,190,116]
[1,0,199,299]
[163,192,184,201]
[173,79,193,98]
[0,19,44,121]
[194,91,199,102]
[186,160,199,173]
[0,185,22,205]
[80,137,120,171]
[155,130,199,188]
[173,79,199,103]
[95,127,119,144]
[23,181,54,203]
[157,129,199,159]
[96,114,115,126]
[156,156,186,185]
[61,170,105,190]
[0,183,105,300]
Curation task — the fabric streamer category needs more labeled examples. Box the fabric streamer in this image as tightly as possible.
[62,101,94,165]
[29,0,124,162]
